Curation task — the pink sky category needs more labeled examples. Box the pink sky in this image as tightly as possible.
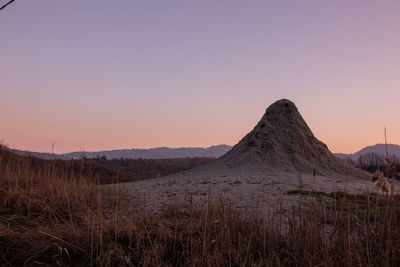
[1,1,400,154]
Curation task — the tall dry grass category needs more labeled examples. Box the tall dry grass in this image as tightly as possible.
[2,148,400,266]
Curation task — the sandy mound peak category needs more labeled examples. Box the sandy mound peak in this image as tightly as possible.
[220,99,366,178]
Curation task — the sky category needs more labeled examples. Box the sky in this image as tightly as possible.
[1,0,400,154]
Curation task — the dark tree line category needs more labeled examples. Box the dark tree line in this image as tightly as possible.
[0,148,214,185]
[344,152,400,178]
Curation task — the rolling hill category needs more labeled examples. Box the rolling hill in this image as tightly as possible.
[5,145,232,160]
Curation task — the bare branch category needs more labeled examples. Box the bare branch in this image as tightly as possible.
[0,0,16,11]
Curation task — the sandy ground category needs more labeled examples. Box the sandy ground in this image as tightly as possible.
[111,163,395,215]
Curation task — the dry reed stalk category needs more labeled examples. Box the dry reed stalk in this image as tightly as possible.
[312,169,316,192]
[372,170,391,196]
[297,172,303,190]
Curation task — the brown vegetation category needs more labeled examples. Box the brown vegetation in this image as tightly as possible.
[0,148,213,184]
[88,156,214,183]
[2,148,400,266]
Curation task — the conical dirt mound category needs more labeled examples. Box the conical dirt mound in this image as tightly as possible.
[220,99,366,178]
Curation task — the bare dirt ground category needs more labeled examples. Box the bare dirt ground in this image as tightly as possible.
[115,162,393,216]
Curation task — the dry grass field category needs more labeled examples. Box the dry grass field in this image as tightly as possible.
[2,147,400,266]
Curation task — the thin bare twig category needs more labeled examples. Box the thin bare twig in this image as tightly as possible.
[384,126,388,157]
[38,230,88,255]
[0,0,16,11]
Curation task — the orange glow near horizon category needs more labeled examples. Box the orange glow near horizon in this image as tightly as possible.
[2,99,399,155]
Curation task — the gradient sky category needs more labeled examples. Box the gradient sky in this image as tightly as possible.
[1,1,400,154]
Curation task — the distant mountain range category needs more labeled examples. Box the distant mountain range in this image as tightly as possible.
[4,145,232,160]
[334,144,400,160]
[5,143,399,162]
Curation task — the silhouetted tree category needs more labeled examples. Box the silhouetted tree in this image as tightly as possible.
[356,152,399,178]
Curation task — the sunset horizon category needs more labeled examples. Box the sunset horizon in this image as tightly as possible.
[1,97,396,155]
